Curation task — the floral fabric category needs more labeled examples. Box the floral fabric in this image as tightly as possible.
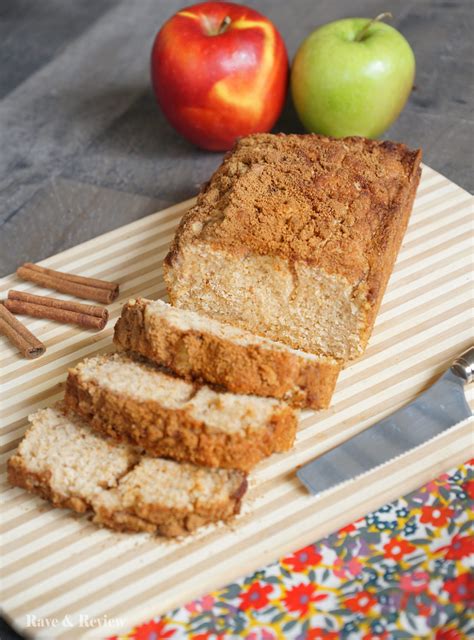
[111,460,474,640]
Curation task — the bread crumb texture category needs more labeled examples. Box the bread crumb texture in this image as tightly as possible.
[164,133,421,361]
[8,406,247,537]
[65,353,297,471]
[113,298,340,409]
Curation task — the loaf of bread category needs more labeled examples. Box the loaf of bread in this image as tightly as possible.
[164,133,422,362]
[114,298,339,409]
[65,353,297,472]
[8,406,247,537]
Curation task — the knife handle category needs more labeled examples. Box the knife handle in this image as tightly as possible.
[451,346,474,384]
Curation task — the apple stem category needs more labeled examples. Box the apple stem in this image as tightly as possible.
[355,12,393,41]
[218,16,231,34]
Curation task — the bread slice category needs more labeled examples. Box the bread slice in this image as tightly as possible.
[113,298,340,409]
[7,406,138,514]
[65,353,297,472]
[8,406,247,537]
[164,133,422,362]
[93,456,247,537]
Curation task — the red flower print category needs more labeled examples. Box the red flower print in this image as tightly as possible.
[307,629,338,639]
[344,591,377,614]
[399,570,430,594]
[347,558,363,577]
[333,557,363,579]
[463,479,474,499]
[333,558,347,579]
[444,534,474,560]
[282,545,322,571]
[132,619,175,639]
[435,629,463,640]
[363,633,388,640]
[246,631,275,640]
[383,538,416,561]
[239,581,273,611]
[417,601,432,616]
[199,595,214,611]
[283,582,327,615]
[420,505,453,527]
[185,595,214,614]
[443,572,474,605]
[422,480,438,494]
[339,522,357,534]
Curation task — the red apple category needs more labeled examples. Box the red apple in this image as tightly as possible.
[151,1,288,151]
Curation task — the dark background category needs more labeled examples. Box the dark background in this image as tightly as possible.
[0,0,472,637]
[0,0,473,280]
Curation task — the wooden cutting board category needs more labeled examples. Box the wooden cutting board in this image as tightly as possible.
[1,165,473,640]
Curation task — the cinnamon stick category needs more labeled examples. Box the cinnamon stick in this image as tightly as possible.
[5,291,109,330]
[16,263,119,304]
[0,303,45,359]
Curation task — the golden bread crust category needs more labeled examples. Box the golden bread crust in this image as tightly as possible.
[8,407,248,538]
[164,133,422,361]
[64,369,296,472]
[166,133,421,285]
[9,455,246,537]
[92,475,247,537]
[8,456,90,513]
[113,298,339,409]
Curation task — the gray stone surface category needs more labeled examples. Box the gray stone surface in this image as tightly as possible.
[1,0,473,278]
[0,0,473,277]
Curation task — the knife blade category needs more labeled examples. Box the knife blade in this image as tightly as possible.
[297,346,474,495]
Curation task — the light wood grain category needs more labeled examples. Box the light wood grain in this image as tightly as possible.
[0,165,473,640]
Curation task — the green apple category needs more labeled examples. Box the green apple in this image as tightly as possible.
[291,16,415,138]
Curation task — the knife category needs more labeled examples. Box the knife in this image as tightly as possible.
[297,347,474,495]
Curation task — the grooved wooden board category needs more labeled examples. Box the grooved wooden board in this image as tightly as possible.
[1,165,473,640]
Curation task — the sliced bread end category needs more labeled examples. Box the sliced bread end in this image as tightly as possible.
[8,406,247,537]
[114,298,340,409]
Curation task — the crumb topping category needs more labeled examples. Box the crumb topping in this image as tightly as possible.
[117,457,244,511]
[73,353,286,435]
[169,133,421,283]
